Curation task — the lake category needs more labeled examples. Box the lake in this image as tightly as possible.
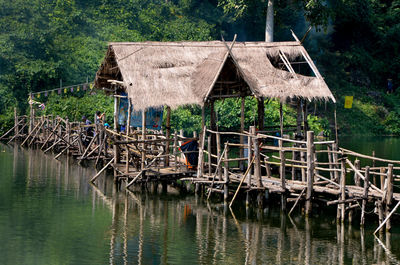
[0,137,400,264]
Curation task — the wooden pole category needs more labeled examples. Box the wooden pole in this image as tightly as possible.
[361,166,369,226]
[207,135,211,174]
[305,131,314,217]
[372,150,377,186]
[334,108,338,144]
[380,167,386,190]
[279,103,284,138]
[332,143,339,182]
[385,164,394,231]
[173,130,178,171]
[141,109,146,170]
[210,99,217,164]
[14,108,18,137]
[354,159,361,186]
[29,93,33,134]
[90,158,115,182]
[247,128,253,186]
[216,132,222,180]
[126,99,131,135]
[113,94,120,164]
[303,101,308,137]
[374,200,400,235]
[257,97,264,131]
[240,97,245,170]
[252,126,263,208]
[280,144,286,212]
[197,126,206,180]
[165,106,171,166]
[296,99,302,137]
[223,143,229,203]
[340,159,346,223]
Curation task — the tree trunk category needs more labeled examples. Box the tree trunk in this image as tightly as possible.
[265,0,274,42]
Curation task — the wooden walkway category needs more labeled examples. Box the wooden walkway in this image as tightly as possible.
[2,111,400,234]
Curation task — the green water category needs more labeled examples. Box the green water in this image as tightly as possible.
[0,138,400,265]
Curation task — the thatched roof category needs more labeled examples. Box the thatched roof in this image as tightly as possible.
[95,41,335,110]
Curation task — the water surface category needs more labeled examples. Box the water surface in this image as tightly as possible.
[0,140,400,264]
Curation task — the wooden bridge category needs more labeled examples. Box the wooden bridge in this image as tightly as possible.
[2,109,400,234]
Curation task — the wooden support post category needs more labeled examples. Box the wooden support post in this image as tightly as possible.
[207,135,211,174]
[247,128,253,187]
[197,126,206,181]
[301,150,306,182]
[265,157,271,178]
[29,93,33,134]
[354,159,361,186]
[126,99,131,135]
[296,99,302,138]
[66,118,70,155]
[385,164,394,231]
[113,95,120,164]
[240,97,245,170]
[14,108,18,137]
[165,106,171,166]
[340,159,346,223]
[223,143,229,203]
[332,143,339,182]
[280,145,286,212]
[361,166,369,226]
[252,126,263,208]
[380,167,385,190]
[216,132,222,180]
[179,129,184,170]
[305,131,314,217]
[303,101,308,137]
[372,150,377,186]
[210,99,217,164]
[327,144,334,180]
[141,109,146,170]
[173,130,178,171]
[291,150,295,180]
[257,97,264,131]
[279,103,284,138]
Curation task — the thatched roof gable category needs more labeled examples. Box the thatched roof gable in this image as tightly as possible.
[95,41,335,110]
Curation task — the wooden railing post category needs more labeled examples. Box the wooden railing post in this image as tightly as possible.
[340,159,346,223]
[386,164,394,231]
[207,135,211,174]
[251,126,262,208]
[14,108,18,137]
[173,130,178,171]
[361,166,369,226]
[216,132,222,180]
[223,142,229,203]
[280,144,286,212]
[165,106,171,167]
[354,159,361,186]
[305,131,314,217]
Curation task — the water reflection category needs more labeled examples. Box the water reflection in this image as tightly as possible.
[94,184,400,264]
[1,143,400,265]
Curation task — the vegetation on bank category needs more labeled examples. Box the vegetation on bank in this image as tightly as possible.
[1,0,399,136]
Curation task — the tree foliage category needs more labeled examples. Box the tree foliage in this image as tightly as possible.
[1,0,400,136]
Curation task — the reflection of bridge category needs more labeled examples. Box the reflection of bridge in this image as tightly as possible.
[97,182,398,265]
[3,112,400,235]
[12,143,398,264]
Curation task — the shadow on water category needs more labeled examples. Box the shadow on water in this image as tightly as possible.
[1,142,400,264]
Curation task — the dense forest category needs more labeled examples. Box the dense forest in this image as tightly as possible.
[1,0,400,136]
